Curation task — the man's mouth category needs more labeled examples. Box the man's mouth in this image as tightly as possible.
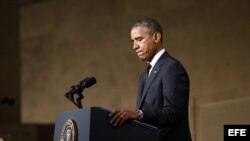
[137,51,143,56]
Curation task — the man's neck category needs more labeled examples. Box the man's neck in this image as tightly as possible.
[148,48,165,65]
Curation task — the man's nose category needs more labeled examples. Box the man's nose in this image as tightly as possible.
[133,42,139,50]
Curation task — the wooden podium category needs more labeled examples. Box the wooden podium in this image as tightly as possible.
[53,107,159,141]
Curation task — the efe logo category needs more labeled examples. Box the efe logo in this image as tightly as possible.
[224,125,250,141]
[228,129,246,136]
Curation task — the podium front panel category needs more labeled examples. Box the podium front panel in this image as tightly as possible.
[53,108,91,141]
[54,107,159,141]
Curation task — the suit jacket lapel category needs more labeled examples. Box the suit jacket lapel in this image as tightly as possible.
[136,73,144,108]
[138,52,169,109]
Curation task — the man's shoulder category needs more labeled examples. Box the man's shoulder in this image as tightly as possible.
[160,53,183,66]
[160,53,188,73]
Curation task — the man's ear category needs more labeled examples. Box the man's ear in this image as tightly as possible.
[154,32,161,43]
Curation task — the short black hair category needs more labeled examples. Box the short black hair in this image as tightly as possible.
[131,18,163,42]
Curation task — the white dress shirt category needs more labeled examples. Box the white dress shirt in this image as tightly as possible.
[148,48,166,76]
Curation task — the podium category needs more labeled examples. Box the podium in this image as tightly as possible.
[53,107,159,141]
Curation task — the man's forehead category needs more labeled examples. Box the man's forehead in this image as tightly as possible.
[131,26,150,36]
[131,25,148,32]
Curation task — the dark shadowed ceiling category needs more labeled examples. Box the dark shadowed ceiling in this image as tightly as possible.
[19,0,46,6]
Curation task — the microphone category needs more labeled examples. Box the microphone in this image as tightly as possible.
[65,76,97,108]
[1,97,15,106]
[0,97,15,112]
[79,76,96,89]
[69,77,96,95]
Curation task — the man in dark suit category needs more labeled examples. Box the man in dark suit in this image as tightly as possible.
[109,18,192,141]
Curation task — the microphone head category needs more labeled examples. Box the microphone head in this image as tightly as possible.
[79,77,90,85]
[79,76,96,89]
[84,77,97,88]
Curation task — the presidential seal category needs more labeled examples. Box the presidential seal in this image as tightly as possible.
[60,119,78,141]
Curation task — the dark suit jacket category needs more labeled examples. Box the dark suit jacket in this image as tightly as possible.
[136,52,192,141]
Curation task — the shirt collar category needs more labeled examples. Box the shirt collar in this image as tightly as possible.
[148,48,165,67]
[148,48,165,74]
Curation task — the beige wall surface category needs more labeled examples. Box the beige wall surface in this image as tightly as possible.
[197,97,250,141]
[20,1,250,139]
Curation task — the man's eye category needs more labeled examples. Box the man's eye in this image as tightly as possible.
[136,37,142,41]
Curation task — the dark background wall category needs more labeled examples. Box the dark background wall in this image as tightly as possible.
[0,0,20,124]
[1,0,250,141]
[0,1,37,141]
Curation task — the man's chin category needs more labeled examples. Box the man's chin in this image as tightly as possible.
[138,56,147,61]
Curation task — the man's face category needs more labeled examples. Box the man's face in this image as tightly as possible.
[130,26,158,61]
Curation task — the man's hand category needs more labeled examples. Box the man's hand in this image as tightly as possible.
[109,109,140,127]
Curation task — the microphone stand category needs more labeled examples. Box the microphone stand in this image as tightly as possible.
[65,85,84,109]
[64,77,96,109]
[75,92,84,108]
